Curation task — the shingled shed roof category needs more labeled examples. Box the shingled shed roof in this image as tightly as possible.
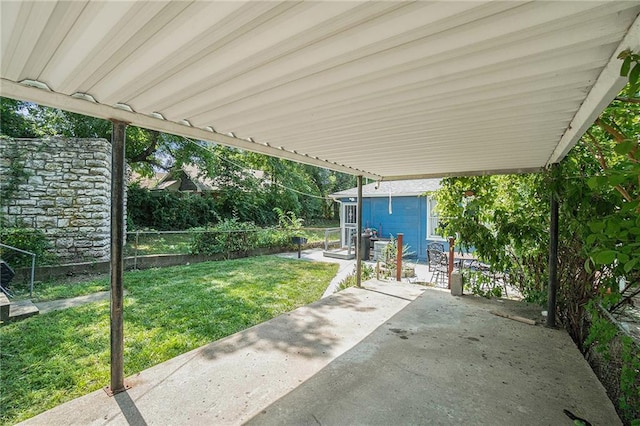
[331,178,441,198]
[1,2,639,180]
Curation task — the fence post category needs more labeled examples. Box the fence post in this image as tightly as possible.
[29,253,35,297]
[324,229,329,251]
[134,231,139,270]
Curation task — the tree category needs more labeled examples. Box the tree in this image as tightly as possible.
[434,53,639,317]
[0,98,37,138]
[0,99,218,177]
[1,97,354,225]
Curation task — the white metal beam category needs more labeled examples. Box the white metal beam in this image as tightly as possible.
[0,79,380,180]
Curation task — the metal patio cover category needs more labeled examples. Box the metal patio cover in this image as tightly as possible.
[2,1,639,181]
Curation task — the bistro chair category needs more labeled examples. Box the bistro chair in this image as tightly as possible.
[426,242,445,272]
[427,246,448,287]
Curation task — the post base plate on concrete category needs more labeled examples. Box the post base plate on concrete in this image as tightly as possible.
[103,383,131,397]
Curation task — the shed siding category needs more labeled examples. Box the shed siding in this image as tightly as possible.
[342,195,448,260]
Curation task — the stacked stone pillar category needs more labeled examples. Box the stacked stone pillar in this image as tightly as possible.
[0,137,116,262]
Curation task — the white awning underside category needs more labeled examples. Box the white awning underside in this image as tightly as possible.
[2,1,639,181]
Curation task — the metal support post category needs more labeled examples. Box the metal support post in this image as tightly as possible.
[396,233,403,281]
[546,167,559,328]
[108,120,127,395]
[356,176,362,287]
[448,236,455,289]
[356,176,363,287]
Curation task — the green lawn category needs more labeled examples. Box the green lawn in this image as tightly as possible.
[0,256,338,425]
[124,231,193,256]
[124,227,338,257]
[12,276,110,302]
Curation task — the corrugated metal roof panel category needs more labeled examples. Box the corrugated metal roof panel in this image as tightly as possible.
[1,1,639,180]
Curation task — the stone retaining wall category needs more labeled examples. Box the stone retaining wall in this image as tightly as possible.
[0,137,115,262]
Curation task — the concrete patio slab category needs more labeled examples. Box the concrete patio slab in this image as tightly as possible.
[18,283,618,426]
[19,280,424,425]
[247,288,620,426]
[36,291,121,314]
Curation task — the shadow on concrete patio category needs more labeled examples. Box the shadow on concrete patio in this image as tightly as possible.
[19,282,619,425]
[199,290,381,361]
[247,289,619,426]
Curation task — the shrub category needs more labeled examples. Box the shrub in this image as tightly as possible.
[127,185,219,230]
[338,264,374,291]
[190,213,308,257]
[190,219,260,257]
[0,226,56,267]
[268,208,306,247]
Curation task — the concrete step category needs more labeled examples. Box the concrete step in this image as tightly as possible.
[323,250,356,260]
[0,292,9,322]
[8,299,39,321]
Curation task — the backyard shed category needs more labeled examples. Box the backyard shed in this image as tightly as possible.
[330,179,443,261]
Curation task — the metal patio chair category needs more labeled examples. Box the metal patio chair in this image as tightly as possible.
[427,247,448,287]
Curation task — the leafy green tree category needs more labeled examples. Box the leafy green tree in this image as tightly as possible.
[0,99,218,177]
[1,98,353,225]
[434,173,550,302]
[0,98,37,138]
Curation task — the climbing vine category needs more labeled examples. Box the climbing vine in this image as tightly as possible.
[0,137,31,206]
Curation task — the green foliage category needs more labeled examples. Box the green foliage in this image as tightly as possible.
[274,207,304,230]
[431,57,639,420]
[585,304,640,423]
[0,224,56,267]
[11,277,109,302]
[376,236,416,280]
[189,212,307,257]
[190,219,260,257]
[462,270,502,299]
[0,256,338,424]
[126,184,219,230]
[124,226,331,258]
[434,174,549,299]
[583,152,640,281]
[0,98,218,177]
[0,98,37,138]
[0,138,31,203]
[1,98,354,225]
[619,335,640,419]
[382,235,415,262]
[585,307,619,356]
[338,264,374,291]
[124,232,193,257]
[266,208,307,248]
[619,49,640,96]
